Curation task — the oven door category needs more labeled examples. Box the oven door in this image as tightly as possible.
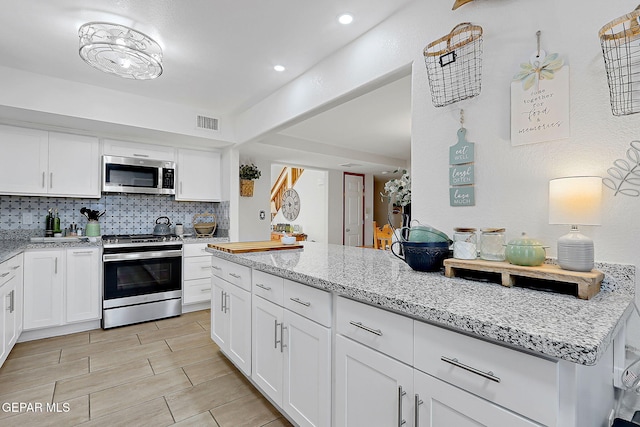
[103,247,182,308]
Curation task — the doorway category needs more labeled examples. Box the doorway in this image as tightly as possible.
[343,172,364,246]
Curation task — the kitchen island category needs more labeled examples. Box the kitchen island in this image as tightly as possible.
[207,241,634,365]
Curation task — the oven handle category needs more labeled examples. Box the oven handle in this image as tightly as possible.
[103,250,183,262]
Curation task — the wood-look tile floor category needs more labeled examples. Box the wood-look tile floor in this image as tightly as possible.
[0,310,293,427]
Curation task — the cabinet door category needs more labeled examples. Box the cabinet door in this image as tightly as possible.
[414,370,541,427]
[176,149,221,201]
[283,309,331,427]
[23,250,64,330]
[48,132,100,197]
[252,295,283,404]
[102,139,175,161]
[227,282,251,375]
[0,125,48,195]
[335,334,414,427]
[211,277,229,349]
[0,281,11,365]
[65,248,101,323]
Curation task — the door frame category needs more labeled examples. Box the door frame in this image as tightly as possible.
[342,172,365,246]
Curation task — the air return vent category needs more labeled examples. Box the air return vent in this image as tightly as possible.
[196,115,219,131]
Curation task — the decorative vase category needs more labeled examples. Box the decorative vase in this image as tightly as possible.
[240,179,254,197]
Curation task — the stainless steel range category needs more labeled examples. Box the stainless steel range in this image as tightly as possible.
[102,234,182,329]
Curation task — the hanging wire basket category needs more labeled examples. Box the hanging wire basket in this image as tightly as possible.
[599,6,640,116]
[423,23,483,107]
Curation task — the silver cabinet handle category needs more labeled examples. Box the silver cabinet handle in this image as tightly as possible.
[220,290,226,313]
[255,283,271,291]
[349,320,382,336]
[9,289,14,313]
[50,172,53,188]
[440,356,501,383]
[290,297,311,307]
[414,394,423,426]
[0,272,9,278]
[201,265,211,269]
[398,386,407,426]
[55,257,58,274]
[5,291,11,312]
[346,228,351,232]
[133,153,149,158]
[10,265,19,270]
[42,171,45,188]
[72,250,94,255]
[200,288,211,292]
[274,319,281,349]
[180,182,183,195]
[211,265,222,270]
[281,323,287,353]
[228,272,241,279]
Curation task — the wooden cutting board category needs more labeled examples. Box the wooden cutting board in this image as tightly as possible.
[208,241,303,253]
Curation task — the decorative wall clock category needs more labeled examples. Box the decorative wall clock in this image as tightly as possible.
[281,188,301,221]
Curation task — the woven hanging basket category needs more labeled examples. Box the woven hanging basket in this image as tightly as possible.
[240,179,255,197]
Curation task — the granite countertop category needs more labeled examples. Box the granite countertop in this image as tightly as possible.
[207,241,635,366]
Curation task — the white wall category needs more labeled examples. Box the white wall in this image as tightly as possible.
[327,170,344,245]
[234,0,640,344]
[272,168,328,242]
[237,156,271,241]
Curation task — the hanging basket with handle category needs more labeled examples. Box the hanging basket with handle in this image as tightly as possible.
[423,22,483,107]
[240,179,255,197]
[599,5,640,116]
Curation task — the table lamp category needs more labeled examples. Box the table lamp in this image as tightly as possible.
[549,176,602,272]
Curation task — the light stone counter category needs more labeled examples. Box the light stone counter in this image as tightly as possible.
[207,241,635,365]
[0,239,102,263]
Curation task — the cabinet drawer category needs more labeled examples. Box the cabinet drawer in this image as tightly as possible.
[336,296,413,365]
[414,320,558,427]
[210,257,251,291]
[252,270,284,306]
[183,243,211,257]
[184,256,212,280]
[284,280,331,327]
[183,278,212,304]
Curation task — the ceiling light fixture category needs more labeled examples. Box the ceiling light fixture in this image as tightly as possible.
[274,64,286,72]
[338,14,354,25]
[78,22,163,80]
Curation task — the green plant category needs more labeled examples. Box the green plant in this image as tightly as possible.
[239,163,261,180]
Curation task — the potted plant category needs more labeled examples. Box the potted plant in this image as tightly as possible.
[239,163,261,197]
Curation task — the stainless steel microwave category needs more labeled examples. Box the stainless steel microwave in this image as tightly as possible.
[102,155,175,195]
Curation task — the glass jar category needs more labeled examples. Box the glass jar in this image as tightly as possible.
[480,228,506,261]
[453,228,477,259]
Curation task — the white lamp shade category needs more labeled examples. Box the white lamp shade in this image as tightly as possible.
[549,176,602,225]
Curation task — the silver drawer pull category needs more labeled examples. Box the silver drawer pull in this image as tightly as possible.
[414,394,423,427]
[201,265,211,269]
[349,321,382,336]
[398,386,407,426]
[0,272,10,278]
[228,272,241,279]
[211,265,222,270]
[10,265,20,270]
[255,283,272,291]
[290,297,311,307]
[200,288,211,292]
[440,356,501,383]
[72,250,94,255]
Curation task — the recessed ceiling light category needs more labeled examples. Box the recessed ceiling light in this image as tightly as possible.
[274,65,285,72]
[338,14,354,25]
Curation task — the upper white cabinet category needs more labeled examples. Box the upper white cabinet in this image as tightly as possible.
[176,149,221,201]
[0,125,100,198]
[102,139,175,161]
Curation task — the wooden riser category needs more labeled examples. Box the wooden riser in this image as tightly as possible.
[208,241,303,254]
[443,259,604,300]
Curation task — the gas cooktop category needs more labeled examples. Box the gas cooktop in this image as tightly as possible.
[102,234,182,245]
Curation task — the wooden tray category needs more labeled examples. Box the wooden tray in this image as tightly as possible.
[208,241,303,254]
[443,259,604,300]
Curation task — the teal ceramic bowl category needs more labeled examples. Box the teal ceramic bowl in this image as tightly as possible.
[407,226,449,243]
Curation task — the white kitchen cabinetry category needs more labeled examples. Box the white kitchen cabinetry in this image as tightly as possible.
[0,254,23,367]
[24,247,101,331]
[23,250,64,330]
[335,297,414,427]
[65,248,101,323]
[210,257,252,375]
[102,139,175,161]
[413,369,540,427]
[252,274,332,427]
[176,149,221,201]
[0,125,100,197]
[183,242,213,306]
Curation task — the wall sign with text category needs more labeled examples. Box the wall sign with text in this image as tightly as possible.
[511,51,570,146]
[449,127,475,206]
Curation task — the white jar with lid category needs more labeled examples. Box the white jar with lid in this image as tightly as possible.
[453,228,477,259]
[480,228,506,261]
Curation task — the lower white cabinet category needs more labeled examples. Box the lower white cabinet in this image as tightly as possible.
[413,369,540,427]
[252,287,331,427]
[211,275,252,375]
[334,334,414,427]
[0,254,23,367]
[24,247,101,330]
[183,242,213,305]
